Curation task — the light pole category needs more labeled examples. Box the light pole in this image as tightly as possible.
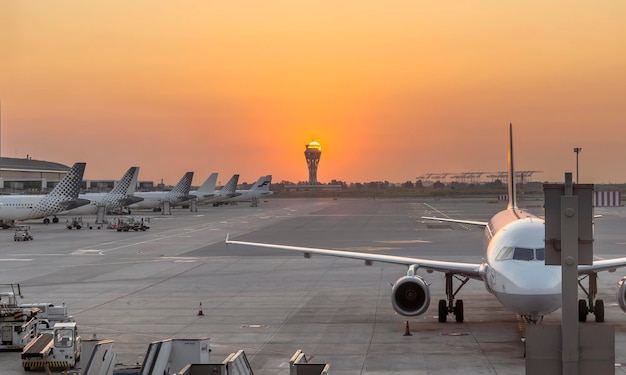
[573,147,582,183]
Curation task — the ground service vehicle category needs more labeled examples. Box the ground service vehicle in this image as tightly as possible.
[14,225,33,241]
[66,217,83,229]
[0,284,73,351]
[22,321,81,371]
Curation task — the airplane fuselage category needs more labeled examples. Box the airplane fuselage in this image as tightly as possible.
[130,192,187,209]
[222,190,273,203]
[61,193,136,215]
[0,195,65,220]
[482,208,561,320]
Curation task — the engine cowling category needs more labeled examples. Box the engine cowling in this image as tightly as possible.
[616,276,626,313]
[391,275,430,316]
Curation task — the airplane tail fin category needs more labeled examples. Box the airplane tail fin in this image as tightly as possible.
[109,167,139,195]
[507,123,518,210]
[250,175,272,191]
[48,162,86,198]
[197,173,218,194]
[220,174,240,196]
[126,166,140,195]
[168,172,194,198]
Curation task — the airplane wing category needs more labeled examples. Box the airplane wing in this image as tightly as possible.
[117,195,144,206]
[198,193,218,199]
[579,257,626,274]
[225,235,484,280]
[59,198,91,210]
[422,216,488,226]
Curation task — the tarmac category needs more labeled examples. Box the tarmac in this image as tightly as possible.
[0,197,626,374]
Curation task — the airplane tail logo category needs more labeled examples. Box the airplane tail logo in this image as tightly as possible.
[167,172,194,199]
[48,162,86,199]
[221,174,240,196]
[101,166,140,207]
[33,162,86,217]
[252,175,272,191]
[109,167,139,196]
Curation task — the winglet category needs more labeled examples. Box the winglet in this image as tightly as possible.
[225,233,230,244]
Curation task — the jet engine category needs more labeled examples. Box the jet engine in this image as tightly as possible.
[391,275,430,316]
[616,276,626,313]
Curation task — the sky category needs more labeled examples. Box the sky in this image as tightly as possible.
[1,1,625,185]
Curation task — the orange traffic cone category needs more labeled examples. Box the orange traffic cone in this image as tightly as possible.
[403,320,412,336]
[198,302,204,316]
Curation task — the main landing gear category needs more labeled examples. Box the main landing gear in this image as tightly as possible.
[42,216,59,225]
[438,272,470,323]
[578,272,604,322]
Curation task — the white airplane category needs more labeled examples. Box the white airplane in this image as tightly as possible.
[189,172,219,204]
[227,124,626,324]
[61,166,143,216]
[205,174,239,206]
[221,175,273,204]
[129,172,194,210]
[0,162,89,226]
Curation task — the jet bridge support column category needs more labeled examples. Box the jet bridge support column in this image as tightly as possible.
[190,200,197,212]
[95,206,106,224]
[161,201,171,215]
[526,173,613,375]
[560,174,579,375]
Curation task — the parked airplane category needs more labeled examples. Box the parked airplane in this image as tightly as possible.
[205,174,239,206]
[0,162,89,226]
[221,175,273,203]
[129,172,194,210]
[227,124,626,324]
[61,166,143,216]
[189,172,219,203]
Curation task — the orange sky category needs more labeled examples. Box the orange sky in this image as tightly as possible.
[1,2,625,185]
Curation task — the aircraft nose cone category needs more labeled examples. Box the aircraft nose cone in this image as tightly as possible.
[516,266,561,293]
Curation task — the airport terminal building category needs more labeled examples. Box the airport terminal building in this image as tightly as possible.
[0,157,154,193]
[0,157,70,192]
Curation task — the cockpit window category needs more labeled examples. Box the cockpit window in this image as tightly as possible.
[513,247,534,261]
[497,247,544,261]
[535,248,545,261]
[496,247,514,261]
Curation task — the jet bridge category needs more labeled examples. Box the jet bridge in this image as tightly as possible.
[176,349,330,375]
[140,338,210,375]
[81,338,116,375]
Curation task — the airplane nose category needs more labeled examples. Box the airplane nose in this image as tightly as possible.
[517,266,561,292]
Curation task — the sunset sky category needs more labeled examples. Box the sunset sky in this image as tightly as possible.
[1,2,625,185]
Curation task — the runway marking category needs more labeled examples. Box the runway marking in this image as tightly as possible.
[0,258,32,262]
[375,239,431,244]
[440,332,469,336]
[161,256,200,263]
[80,224,226,253]
[73,249,104,255]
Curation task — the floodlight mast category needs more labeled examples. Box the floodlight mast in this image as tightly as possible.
[573,147,582,183]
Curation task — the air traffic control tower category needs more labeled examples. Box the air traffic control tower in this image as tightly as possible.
[304,141,322,185]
